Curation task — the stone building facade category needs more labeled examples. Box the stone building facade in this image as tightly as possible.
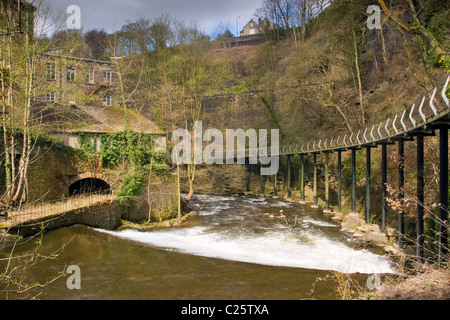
[36,54,118,109]
[239,18,275,37]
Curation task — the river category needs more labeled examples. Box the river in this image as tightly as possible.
[0,195,396,300]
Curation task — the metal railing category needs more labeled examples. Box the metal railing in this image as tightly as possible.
[2,191,116,226]
[226,75,449,157]
[278,75,450,155]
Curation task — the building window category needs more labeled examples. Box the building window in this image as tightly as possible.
[250,28,255,35]
[103,71,112,85]
[46,63,56,81]
[66,67,76,82]
[102,94,111,106]
[46,91,56,102]
[86,68,95,84]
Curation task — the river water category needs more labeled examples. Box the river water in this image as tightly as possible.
[0,195,396,300]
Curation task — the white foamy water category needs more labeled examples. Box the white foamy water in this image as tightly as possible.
[97,195,396,274]
[98,226,395,274]
[302,218,340,228]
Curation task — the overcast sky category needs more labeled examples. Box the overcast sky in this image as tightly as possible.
[48,0,262,37]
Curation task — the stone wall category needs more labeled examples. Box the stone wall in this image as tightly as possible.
[180,164,248,196]
[26,141,79,202]
[125,172,180,223]
[11,200,122,237]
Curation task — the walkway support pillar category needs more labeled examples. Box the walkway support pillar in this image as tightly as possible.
[398,139,405,244]
[273,173,278,196]
[287,155,292,199]
[381,143,387,232]
[260,166,265,196]
[245,158,250,193]
[312,153,318,208]
[337,150,342,213]
[324,152,330,212]
[299,154,305,204]
[351,148,357,213]
[365,146,372,224]
[439,126,448,264]
[417,134,425,262]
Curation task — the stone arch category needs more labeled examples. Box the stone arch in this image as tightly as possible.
[68,173,112,196]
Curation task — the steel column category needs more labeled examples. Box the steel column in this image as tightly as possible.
[417,134,425,262]
[260,168,265,195]
[299,154,305,203]
[245,157,250,192]
[313,153,318,207]
[365,147,371,224]
[381,143,387,232]
[439,126,448,264]
[287,155,292,199]
[273,173,278,196]
[324,153,330,212]
[351,148,356,213]
[337,150,342,213]
[398,139,405,244]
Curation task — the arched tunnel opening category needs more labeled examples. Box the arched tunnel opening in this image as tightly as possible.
[69,178,111,196]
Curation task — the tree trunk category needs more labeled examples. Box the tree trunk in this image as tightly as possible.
[378,0,448,65]
[352,25,365,125]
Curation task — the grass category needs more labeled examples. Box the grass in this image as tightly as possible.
[377,266,450,300]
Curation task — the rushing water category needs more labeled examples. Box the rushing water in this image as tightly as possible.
[0,195,396,300]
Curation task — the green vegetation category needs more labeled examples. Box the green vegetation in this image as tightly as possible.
[117,170,146,210]
[76,131,170,212]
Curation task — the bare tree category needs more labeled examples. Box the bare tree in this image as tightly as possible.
[255,0,332,42]
[0,0,66,207]
[84,29,108,60]
[0,0,71,299]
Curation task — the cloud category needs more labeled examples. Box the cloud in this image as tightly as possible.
[49,0,262,36]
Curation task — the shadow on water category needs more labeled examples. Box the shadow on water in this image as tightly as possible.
[0,195,395,300]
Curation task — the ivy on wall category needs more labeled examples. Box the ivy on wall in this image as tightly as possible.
[77,131,169,210]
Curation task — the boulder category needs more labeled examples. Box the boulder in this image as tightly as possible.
[341,212,365,232]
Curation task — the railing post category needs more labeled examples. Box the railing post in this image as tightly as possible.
[381,142,387,232]
[417,134,425,262]
[439,126,448,264]
[366,146,371,223]
[351,148,357,213]
[299,154,305,204]
[287,155,292,199]
[398,139,405,244]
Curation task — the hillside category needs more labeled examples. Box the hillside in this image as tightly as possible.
[190,0,449,146]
